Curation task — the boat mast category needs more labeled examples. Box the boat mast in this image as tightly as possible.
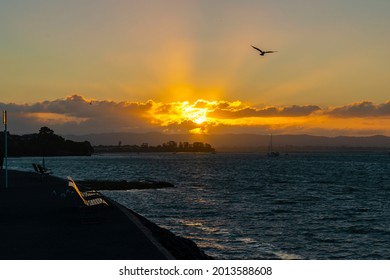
[269,134,273,152]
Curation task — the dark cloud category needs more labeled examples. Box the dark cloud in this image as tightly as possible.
[0,95,158,135]
[209,105,320,119]
[326,101,390,117]
[153,103,174,114]
[164,120,201,133]
[1,96,389,136]
[279,105,321,116]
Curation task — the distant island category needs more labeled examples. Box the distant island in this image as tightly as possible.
[65,132,390,152]
[93,141,216,153]
[0,127,94,157]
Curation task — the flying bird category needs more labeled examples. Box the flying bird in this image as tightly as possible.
[251,45,277,56]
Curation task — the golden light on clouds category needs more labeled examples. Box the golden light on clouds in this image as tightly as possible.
[1,1,390,118]
[24,112,88,125]
[2,95,390,136]
[150,100,213,128]
[149,100,309,133]
[146,98,390,135]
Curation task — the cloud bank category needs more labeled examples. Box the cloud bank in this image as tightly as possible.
[1,95,389,136]
[325,101,390,117]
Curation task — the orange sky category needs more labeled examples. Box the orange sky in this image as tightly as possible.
[1,1,390,136]
[1,95,389,136]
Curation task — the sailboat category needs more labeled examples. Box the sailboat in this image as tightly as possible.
[267,134,279,157]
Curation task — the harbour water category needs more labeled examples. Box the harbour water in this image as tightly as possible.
[8,152,390,259]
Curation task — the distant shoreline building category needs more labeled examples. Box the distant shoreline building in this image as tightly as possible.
[93,141,216,154]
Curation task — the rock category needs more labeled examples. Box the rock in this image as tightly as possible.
[128,209,213,260]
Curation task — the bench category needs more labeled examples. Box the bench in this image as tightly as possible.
[67,176,108,207]
[32,163,52,175]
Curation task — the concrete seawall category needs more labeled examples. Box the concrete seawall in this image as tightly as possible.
[0,170,210,260]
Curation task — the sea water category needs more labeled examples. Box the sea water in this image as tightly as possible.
[8,152,390,259]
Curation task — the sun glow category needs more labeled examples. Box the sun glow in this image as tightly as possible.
[24,112,89,124]
[182,105,208,125]
[149,100,220,134]
[142,98,390,135]
[7,94,390,136]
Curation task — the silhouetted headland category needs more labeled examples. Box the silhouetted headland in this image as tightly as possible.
[0,127,93,157]
[0,170,211,259]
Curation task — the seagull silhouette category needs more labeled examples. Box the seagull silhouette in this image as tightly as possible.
[251,45,277,56]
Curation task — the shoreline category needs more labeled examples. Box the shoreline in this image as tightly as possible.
[110,199,212,260]
[0,170,211,260]
[79,180,212,259]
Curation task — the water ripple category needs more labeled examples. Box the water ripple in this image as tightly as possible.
[8,152,390,259]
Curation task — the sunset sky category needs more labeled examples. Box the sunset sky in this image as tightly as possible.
[1,0,389,136]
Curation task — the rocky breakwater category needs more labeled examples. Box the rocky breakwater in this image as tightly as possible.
[127,208,213,260]
[79,179,213,260]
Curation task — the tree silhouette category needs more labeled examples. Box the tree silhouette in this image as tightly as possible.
[0,127,93,156]
[39,126,54,136]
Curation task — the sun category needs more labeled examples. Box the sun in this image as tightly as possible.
[193,114,207,125]
[150,100,217,134]
[181,103,208,125]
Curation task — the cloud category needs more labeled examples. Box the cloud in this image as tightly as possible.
[326,101,390,117]
[1,95,390,136]
[209,104,321,119]
[1,95,158,135]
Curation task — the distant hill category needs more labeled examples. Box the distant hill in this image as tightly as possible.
[64,132,390,152]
